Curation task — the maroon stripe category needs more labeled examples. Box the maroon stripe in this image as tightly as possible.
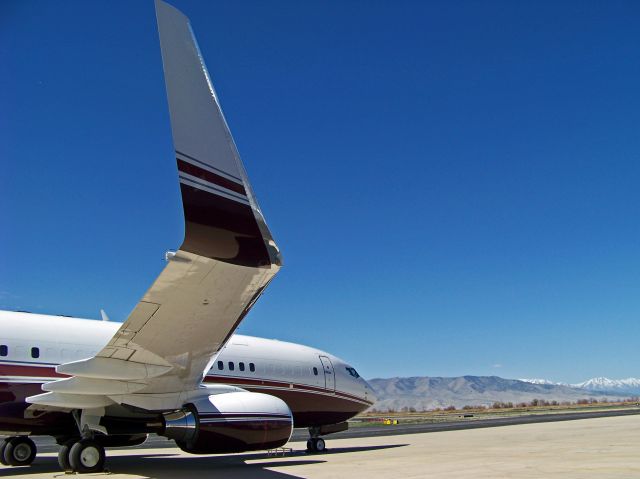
[178,159,246,196]
[0,364,67,379]
[203,375,373,406]
[180,184,271,267]
[0,365,373,406]
[199,413,290,419]
[204,375,327,393]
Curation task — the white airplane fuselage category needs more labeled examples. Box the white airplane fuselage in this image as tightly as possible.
[0,310,375,435]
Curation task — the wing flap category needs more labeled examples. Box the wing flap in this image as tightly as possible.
[56,357,172,380]
[27,392,114,409]
[42,377,146,395]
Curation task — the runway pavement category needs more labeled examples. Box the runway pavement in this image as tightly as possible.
[323,407,640,440]
[2,413,639,478]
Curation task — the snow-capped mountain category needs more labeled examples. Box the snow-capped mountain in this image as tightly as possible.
[367,376,629,411]
[520,377,640,395]
[572,377,640,394]
[519,378,567,386]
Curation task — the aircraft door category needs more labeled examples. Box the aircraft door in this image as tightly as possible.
[319,355,335,391]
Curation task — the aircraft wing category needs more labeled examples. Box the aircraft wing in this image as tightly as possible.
[27,0,281,410]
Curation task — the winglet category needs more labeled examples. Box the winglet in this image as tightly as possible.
[155,0,281,269]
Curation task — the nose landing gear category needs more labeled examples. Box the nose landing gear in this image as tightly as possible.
[305,422,348,453]
[306,437,326,453]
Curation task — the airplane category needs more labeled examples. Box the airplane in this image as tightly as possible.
[0,0,375,473]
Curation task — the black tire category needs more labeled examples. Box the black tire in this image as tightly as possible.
[0,438,9,466]
[306,439,314,452]
[69,439,105,474]
[57,439,75,471]
[314,437,326,452]
[4,437,37,466]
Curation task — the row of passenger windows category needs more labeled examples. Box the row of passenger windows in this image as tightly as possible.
[216,360,320,377]
[1,345,351,381]
[0,345,39,358]
[217,361,256,372]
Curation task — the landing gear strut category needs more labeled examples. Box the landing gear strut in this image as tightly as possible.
[0,436,37,466]
[54,408,107,473]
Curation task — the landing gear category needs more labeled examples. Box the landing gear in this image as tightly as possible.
[57,439,76,471]
[56,438,105,474]
[0,439,8,466]
[0,436,37,466]
[306,437,326,453]
[69,439,106,474]
[53,408,107,473]
[306,426,327,453]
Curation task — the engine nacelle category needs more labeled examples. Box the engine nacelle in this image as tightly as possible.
[162,391,293,454]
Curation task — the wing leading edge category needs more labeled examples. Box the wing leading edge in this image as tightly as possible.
[28,0,281,410]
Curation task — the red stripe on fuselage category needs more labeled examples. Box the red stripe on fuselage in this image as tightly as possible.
[0,363,67,379]
[203,374,373,406]
[0,363,373,407]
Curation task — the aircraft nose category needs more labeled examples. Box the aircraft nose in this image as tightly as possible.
[363,378,377,405]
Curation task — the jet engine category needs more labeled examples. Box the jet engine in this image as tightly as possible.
[162,391,293,454]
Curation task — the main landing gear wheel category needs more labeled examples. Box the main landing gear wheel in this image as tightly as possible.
[0,438,9,466]
[68,439,105,474]
[57,439,76,472]
[3,437,37,466]
[306,437,326,453]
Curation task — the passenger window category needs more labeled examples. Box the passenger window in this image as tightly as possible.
[228,361,234,371]
[249,363,255,372]
[31,347,40,359]
[313,367,318,376]
[0,345,7,356]
[217,361,224,370]
[239,362,245,372]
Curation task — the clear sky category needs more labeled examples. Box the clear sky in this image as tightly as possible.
[2,0,639,383]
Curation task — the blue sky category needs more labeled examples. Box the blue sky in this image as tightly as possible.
[2,0,640,383]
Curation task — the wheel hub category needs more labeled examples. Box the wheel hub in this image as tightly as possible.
[13,443,31,461]
[80,446,100,468]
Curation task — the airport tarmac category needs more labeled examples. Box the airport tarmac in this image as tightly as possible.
[2,414,639,478]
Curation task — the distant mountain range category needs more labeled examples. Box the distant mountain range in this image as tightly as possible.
[368,376,638,411]
[520,377,640,395]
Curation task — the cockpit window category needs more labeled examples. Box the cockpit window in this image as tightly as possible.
[346,367,360,378]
